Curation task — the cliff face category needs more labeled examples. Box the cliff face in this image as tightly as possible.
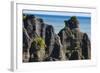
[23,15,91,62]
[58,16,91,60]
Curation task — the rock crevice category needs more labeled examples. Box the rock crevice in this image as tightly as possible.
[23,15,91,62]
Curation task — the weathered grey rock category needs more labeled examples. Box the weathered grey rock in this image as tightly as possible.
[23,15,91,62]
[29,36,46,62]
[23,14,37,62]
[33,17,55,58]
[81,33,91,59]
[64,16,79,30]
[50,34,66,60]
[23,15,56,62]
[58,16,91,60]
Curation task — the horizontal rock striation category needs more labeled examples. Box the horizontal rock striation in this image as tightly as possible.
[23,15,91,62]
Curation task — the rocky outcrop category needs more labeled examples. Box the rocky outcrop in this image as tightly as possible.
[23,15,91,62]
[58,16,91,60]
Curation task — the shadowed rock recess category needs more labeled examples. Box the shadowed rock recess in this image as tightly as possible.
[23,14,91,62]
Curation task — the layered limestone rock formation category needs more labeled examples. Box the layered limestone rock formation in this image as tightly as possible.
[58,16,91,60]
[23,15,91,62]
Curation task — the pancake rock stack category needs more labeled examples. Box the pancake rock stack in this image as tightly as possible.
[23,15,91,62]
